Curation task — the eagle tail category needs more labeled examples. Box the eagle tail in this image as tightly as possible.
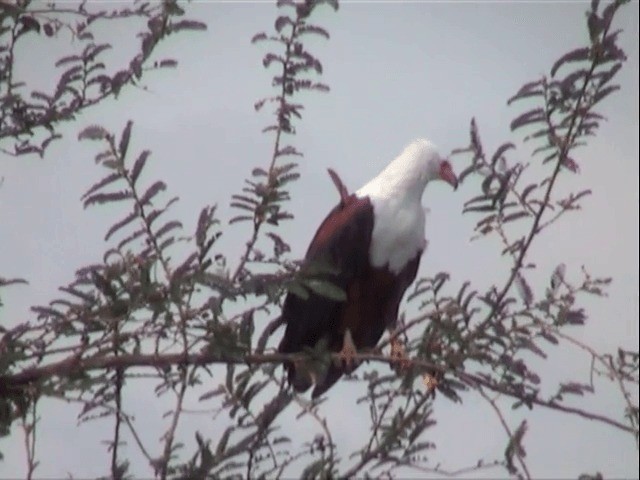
[284,361,313,393]
[311,363,344,399]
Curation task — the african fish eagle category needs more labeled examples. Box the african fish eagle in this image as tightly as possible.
[277,139,458,398]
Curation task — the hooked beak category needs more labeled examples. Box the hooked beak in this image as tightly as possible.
[440,161,458,191]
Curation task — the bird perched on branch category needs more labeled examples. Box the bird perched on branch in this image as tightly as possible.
[278,139,458,398]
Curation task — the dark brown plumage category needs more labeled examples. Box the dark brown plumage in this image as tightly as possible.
[277,139,457,398]
[277,193,421,398]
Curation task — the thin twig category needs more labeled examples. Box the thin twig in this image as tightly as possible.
[474,16,616,336]
[478,387,531,479]
[2,348,635,435]
[231,20,299,283]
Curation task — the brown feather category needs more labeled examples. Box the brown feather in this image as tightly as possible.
[327,168,350,206]
[278,193,423,398]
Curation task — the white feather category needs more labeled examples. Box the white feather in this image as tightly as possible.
[355,139,443,274]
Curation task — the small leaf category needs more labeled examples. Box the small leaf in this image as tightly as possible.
[515,273,533,306]
[596,63,622,87]
[82,173,121,201]
[551,47,591,77]
[155,220,183,239]
[230,202,255,212]
[503,211,530,223]
[481,174,496,195]
[251,32,268,44]
[78,125,109,141]
[105,211,138,241]
[196,205,217,247]
[574,189,592,202]
[158,59,178,68]
[158,237,176,252]
[550,263,566,293]
[563,308,587,325]
[83,191,132,208]
[559,382,588,396]
[172,252,198,281]
[510,108,545,131]
[540,331,559,345]
[508,79,544,105]
[491,142,515,167]
[169,20,207,32]
[31,306,64,320]
[85,43,112,62]
[521,183,538,203]
[464,205,496,213]
[287,281,309,300]
[139,181,167,206]
[263,53,284,68]
[229,215,253,224]
[215,427,233,456]
[465,194,491,207]
[199,387,225,401]
[502,238,524,256]
[303,279,346,301]
[275,15,293,32]
[55,55,81,67]
[561,157,580,173]
[59,286,95,304]
[276,146,303,157]
[0,277,28,287]
[592,84,620,105]
[119,121,133,158]
[298,25,330,39]
[130,151,150,185]
[31,91,53,103]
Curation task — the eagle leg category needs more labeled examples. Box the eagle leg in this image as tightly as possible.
[337,328,358,373]
[289,358,314,393]
[390,334,411,373]
[422,372,439,393]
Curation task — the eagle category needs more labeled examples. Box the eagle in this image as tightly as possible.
[277,139,458,398]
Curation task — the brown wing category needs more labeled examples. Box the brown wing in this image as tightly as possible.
[278,193,424,398]
[310,252,421,398]
[277,194,374,393]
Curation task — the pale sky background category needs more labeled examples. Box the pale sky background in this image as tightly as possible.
[1,1,638,478]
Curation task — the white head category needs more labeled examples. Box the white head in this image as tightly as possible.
[357,138,458,200]
[409,139,458,189]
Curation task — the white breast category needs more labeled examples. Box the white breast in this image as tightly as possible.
[362,194,426,274]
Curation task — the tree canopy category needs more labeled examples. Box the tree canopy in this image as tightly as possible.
[0,1,637,478]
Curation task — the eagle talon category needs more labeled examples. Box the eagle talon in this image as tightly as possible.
[422,372,438,393]
[390,336,411,372]
[337,329,358,372]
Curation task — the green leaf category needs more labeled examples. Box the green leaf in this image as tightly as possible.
[286,281,309,300]
[303,278,346,301]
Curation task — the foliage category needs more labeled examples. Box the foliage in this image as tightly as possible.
[0,0,637,478]
[0,0,205,158]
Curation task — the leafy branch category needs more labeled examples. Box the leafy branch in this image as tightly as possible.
[0,0,206,157]
[0,0,636,478]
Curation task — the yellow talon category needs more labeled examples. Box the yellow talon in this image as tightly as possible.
[390,335,411,372]
[338,328,357,372]
[422,373,438,392]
